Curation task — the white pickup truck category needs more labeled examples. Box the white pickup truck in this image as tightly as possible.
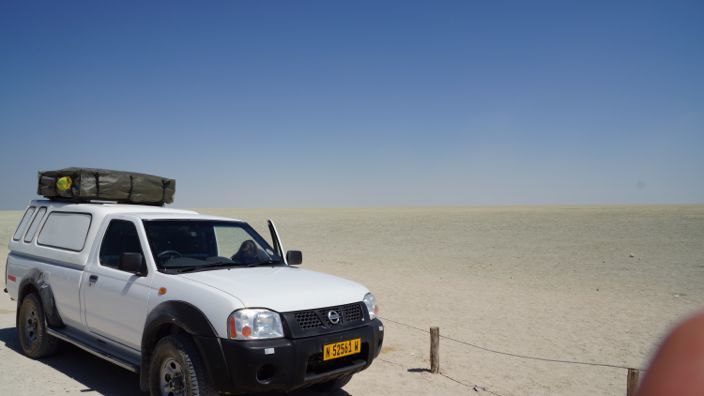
[5,200,383,395]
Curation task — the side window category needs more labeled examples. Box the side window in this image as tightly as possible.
[24,207,47,243]
[12,206,36,241]
[37,212,92,251]
[99,220,145,270]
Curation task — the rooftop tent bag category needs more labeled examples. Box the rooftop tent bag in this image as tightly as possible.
[38,168,175,205]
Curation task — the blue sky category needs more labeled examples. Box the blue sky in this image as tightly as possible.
[1,1,702,209]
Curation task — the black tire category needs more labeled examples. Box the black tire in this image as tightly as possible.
[17,293,59,359]
[314,374,353,393]
[148,335,215,396]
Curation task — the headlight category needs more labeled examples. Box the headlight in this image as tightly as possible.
[227,309,284,340]
[363,293,378,320]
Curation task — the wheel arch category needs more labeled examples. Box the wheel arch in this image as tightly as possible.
[139,300,231,392]
[16,269,64,328]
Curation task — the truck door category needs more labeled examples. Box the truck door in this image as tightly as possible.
[82,218,152,351]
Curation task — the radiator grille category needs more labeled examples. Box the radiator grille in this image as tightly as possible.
[291,302,364,330]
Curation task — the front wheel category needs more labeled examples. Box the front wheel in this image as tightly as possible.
[17,293,59,359]
[148,335,215,396]
[314,374,353,392]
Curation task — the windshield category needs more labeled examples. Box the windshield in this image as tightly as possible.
[142,220,283,273]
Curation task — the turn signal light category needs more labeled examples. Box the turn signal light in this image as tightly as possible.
[228,315,237,338]
[242,326,252,337]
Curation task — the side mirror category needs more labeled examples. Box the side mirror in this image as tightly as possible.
[286,250,302,265]
[120,252,146,275]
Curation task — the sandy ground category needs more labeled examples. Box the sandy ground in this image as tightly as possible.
[1,205,703,395]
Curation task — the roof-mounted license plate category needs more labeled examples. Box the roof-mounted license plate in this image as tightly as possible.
[323,338,361,361]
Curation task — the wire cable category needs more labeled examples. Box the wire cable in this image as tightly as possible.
[379,316,645,372]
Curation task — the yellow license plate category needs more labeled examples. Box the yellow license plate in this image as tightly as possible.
[323,338,361,361]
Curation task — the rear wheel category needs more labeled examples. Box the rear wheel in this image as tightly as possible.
[314,374,353,392]
[17,293,59,358]
[148,335,215,396]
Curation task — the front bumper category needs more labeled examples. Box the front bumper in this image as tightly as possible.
[197,318,384,394]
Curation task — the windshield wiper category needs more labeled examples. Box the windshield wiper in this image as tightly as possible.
[165,260,280,273]
[246,259,284,267]
[164,262,236,273]
[200,261,240,269]
[163,266,199,274]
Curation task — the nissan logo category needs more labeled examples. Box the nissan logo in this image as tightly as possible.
[327,310,341,325]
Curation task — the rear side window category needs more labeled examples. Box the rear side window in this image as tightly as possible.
[99,220,145,270]
[12,206,36,241]
[37,212,92,252]
[24,207,47,243]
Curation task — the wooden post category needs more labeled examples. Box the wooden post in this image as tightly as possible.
[430,326,440,374]
[627,368,640,396]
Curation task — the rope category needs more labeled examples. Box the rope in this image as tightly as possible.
[378,316,645,372]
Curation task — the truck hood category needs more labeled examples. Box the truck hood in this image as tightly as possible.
[180,266,369,312]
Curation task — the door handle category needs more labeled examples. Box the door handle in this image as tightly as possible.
[88,275,98,285]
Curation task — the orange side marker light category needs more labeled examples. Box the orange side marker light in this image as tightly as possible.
[158,287,167,296]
